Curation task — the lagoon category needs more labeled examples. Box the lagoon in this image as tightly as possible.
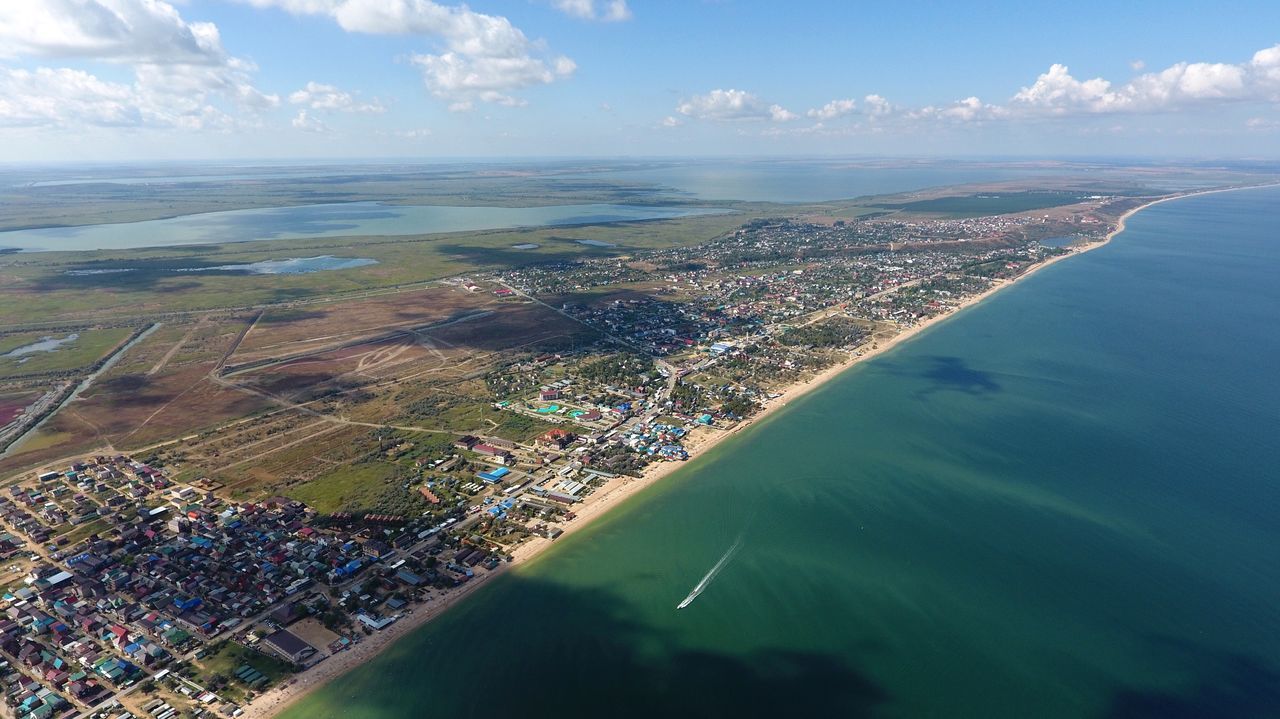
[0,202,724,253]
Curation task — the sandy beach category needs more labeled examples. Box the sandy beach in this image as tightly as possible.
[236,185,1265,719]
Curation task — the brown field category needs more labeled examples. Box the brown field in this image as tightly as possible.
[0,391,39,426]
[230,284,499,364]
[0,276,603,514]
[0,314,274,476]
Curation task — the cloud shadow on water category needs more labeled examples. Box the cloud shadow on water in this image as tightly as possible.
[888,355,1003,397]
[1104,638,1280,719]
[281,577,890,719]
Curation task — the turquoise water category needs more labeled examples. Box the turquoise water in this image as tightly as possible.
[282,187,1280,718]
[0,202,724,252]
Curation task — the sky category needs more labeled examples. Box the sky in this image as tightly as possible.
[1,0,1279,161]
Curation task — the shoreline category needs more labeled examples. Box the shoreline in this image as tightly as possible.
[218,184,1273,719]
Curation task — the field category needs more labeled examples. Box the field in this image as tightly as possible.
[287,461,405,514]
[0,314,274,473]
[0,326,134,379]
[0,391,39,425]
[0,167,696,231]
[0,212,752,326]
[194,640,296,702]
[870,190,1094,217]
[0,272,600,511]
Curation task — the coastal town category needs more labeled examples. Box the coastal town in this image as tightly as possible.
[3,0,1278,711]
[0,187,1160,719]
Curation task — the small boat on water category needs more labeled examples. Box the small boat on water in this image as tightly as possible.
[676,537,741,610]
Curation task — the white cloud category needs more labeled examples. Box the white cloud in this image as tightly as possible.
[1246,116,1279,131]
[409,51,573,107]
[660,115,682,128]
[677,89,796,122]
[863,94,893,116]
[0,67,137,127]
[0,0,277,130]
[0,65,256,130]
[770,105,798,122]
[289,81,385,112]
[552,0,631,22]
[1012,45,1280,115]
[0,0,227,65]
[1130,59,1146,71]
[1252,44,1280,91]
[291,109,328,132]
[391,127,433,138]
[807,98,856,120]
[680,44,1280,137]
[240,0,576,108]
[936,96,1006,122]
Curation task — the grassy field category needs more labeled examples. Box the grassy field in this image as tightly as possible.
[53,517,110,547]
[195,640,296,702]
[0,169,709,231]
[0,212,754,327]
[0,326,133,378]
[286,461,403,514]
[0,315,274,476]
[870,191,1094,217]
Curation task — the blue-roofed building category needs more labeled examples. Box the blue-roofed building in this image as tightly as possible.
[477,466,511,483]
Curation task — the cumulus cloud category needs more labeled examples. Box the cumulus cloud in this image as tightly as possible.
[291,109,328,132]
[391,127,433,138]
[786,44,1280,132]
[910,96,1006,123]
[1252,44,1280,90]
[0,0,227,65]
[0,65,257,131]
[694,44,1280,136]
[807,98,857,120]
[677,89,796,122]
[0,0,277,130]
[0,67,138,127]
[239,0,575,108]
[863,94,893,116]
[552,0,631,22]
[1012,45,1280,115]
[409,52,573,108]
[289,81,385,113]
[660,115,682,128]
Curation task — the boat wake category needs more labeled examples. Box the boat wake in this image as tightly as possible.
[676,537,742,610]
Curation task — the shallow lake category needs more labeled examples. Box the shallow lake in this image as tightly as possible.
[0,202,725,252]
[3,334,78,357]
[177,256,379,275]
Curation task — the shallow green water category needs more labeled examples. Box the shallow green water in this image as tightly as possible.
[282,187,1280,718]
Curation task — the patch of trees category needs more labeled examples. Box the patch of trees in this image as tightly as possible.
[778,318,868,348]
[577,353,655,388]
